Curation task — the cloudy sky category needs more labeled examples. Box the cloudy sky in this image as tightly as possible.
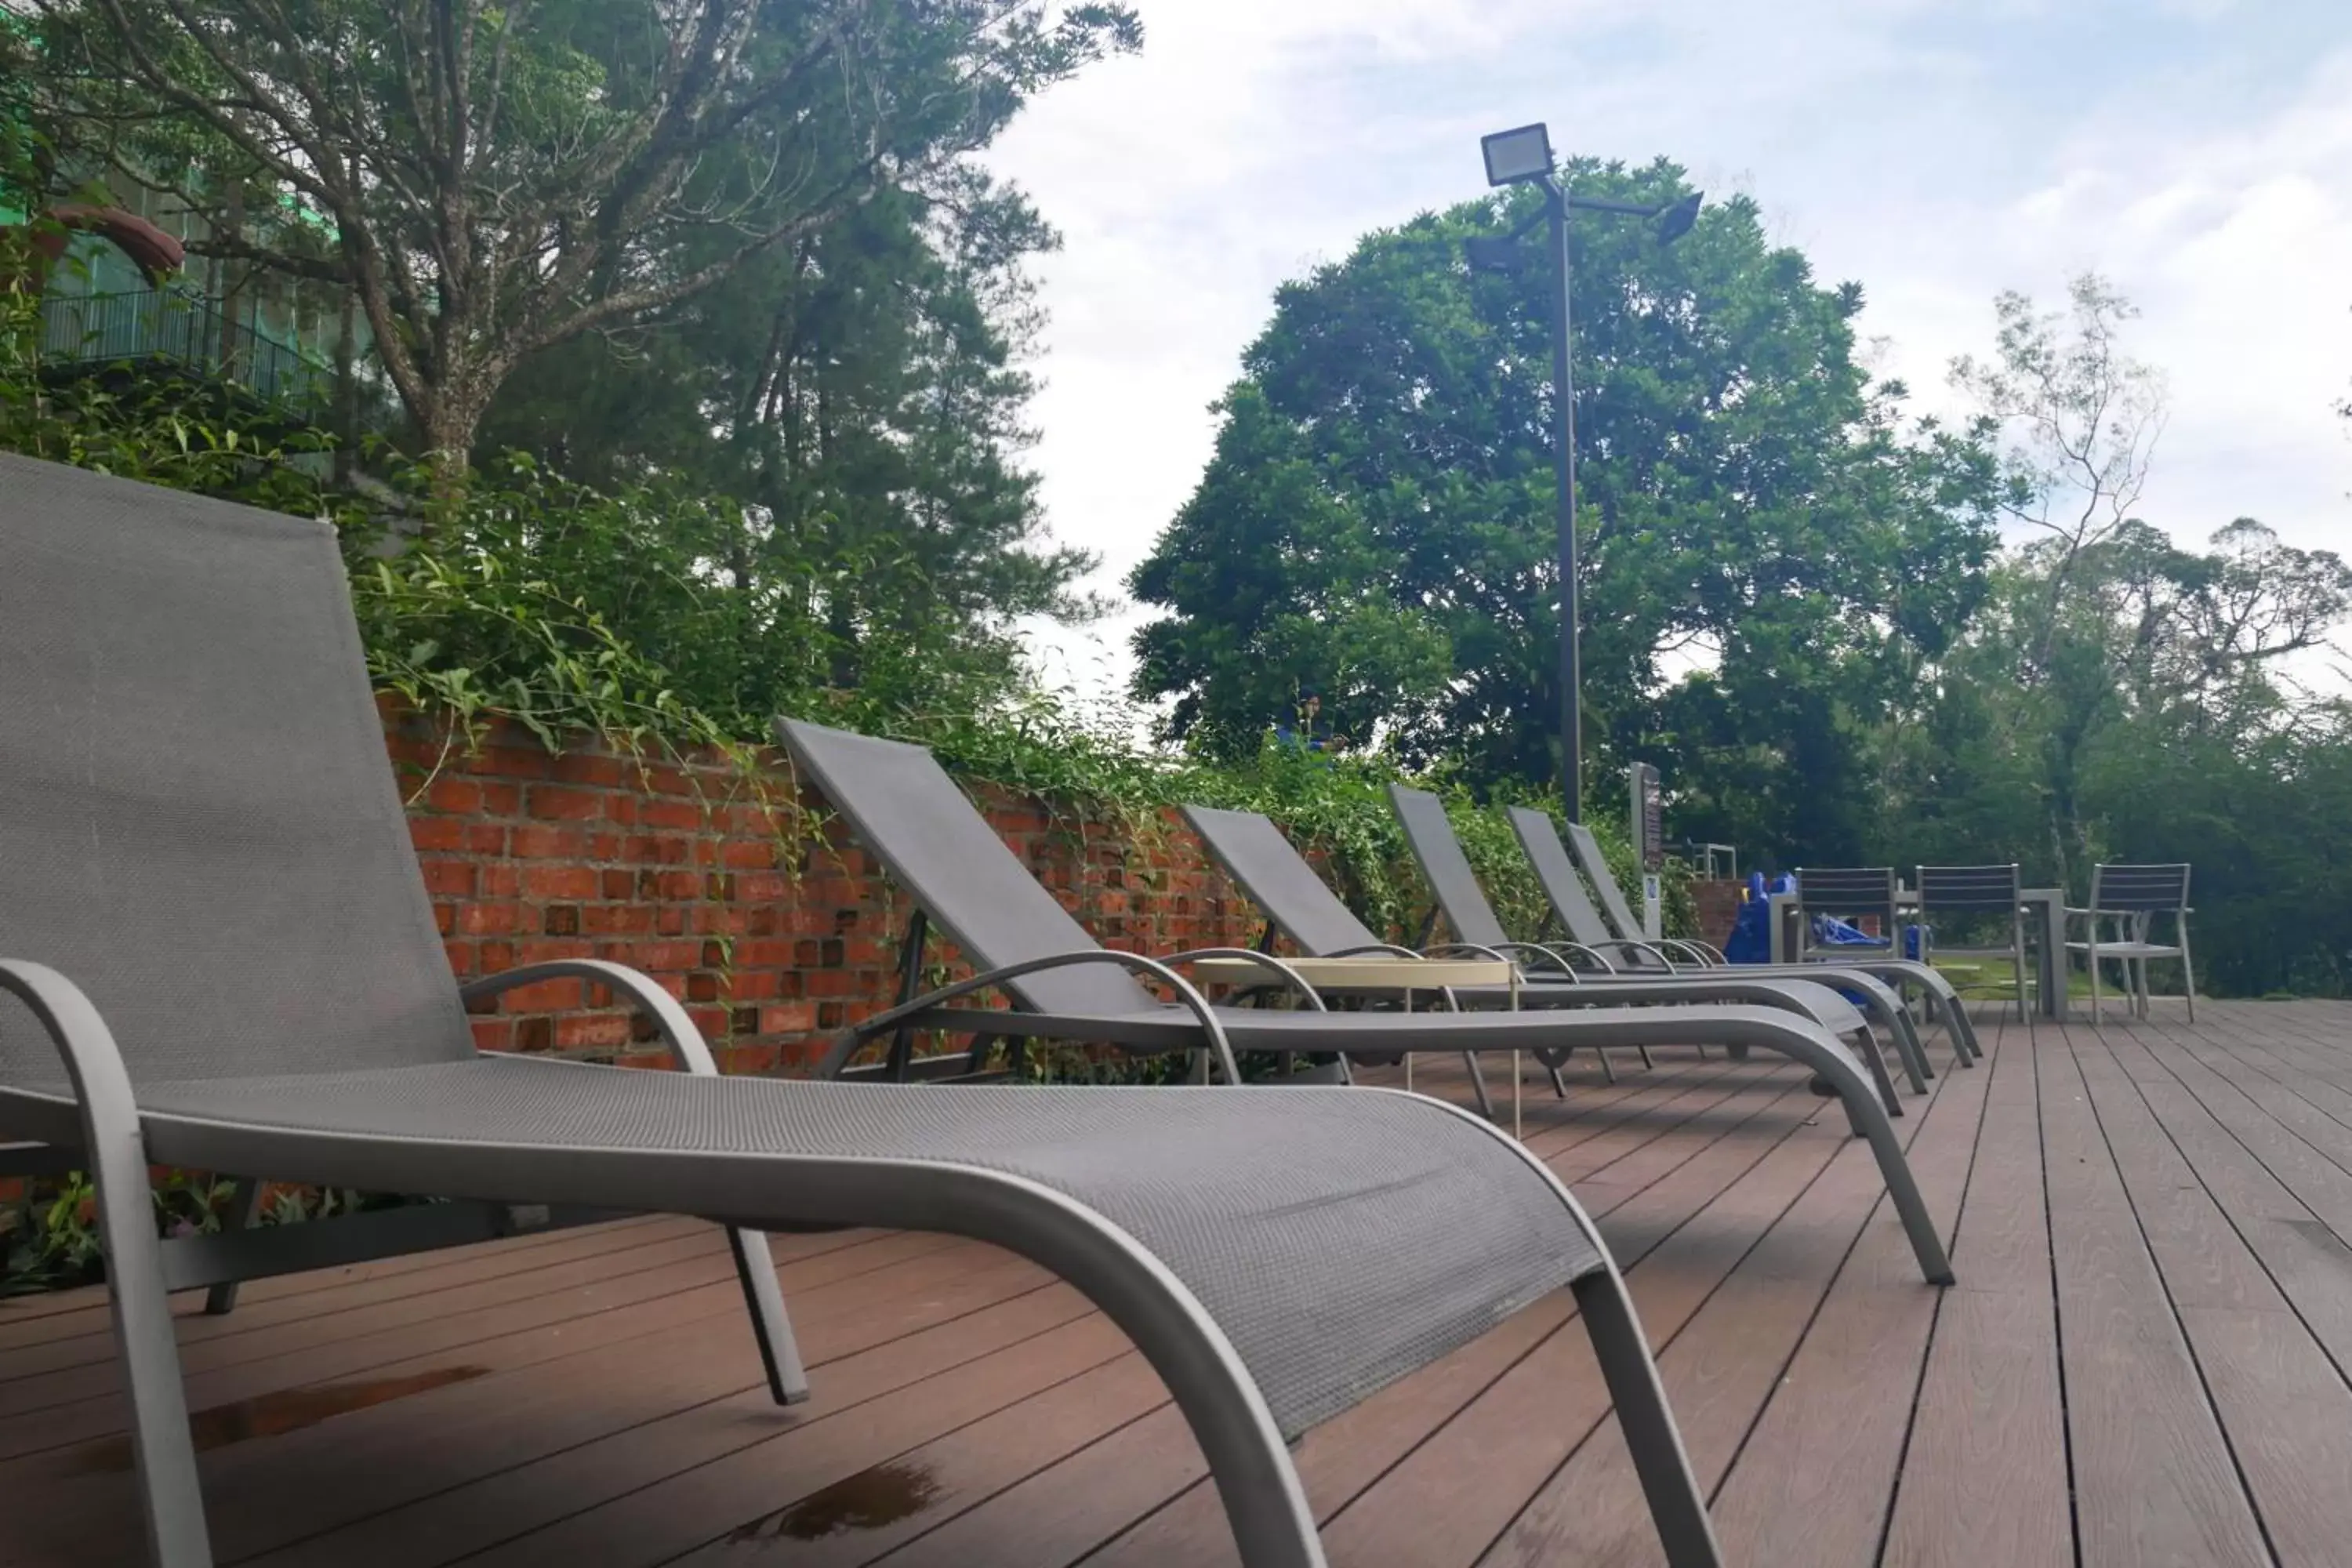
[985,0,2352,703]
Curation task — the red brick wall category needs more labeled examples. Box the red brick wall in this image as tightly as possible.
[1692,880,1742,953]
[390,707,1265,1075]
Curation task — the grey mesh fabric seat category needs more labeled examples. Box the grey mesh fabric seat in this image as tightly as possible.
[1555,819,1981,1069]
[0,456,1736,1568]
[775,719,1953,1290]
[1380,787,1924,1109]
[2067,862,2195,1024]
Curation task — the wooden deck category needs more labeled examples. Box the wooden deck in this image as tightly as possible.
[8,1001,2352,1566]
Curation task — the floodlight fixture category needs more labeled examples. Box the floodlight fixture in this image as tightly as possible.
[1480,123,1554,188]
[1655,191,1704,244]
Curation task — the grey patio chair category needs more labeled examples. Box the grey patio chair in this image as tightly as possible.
[0,456,1729,1568]
[1491,804,1936,1095]
[775,717,1953,1290]
[2067,863,2195,1024]
[1185,800,1909,1106]
[1915,864,2030,1022]
[1377,789,1924,1110]
[1555,821,1981,1069]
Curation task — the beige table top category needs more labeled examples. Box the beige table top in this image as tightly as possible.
[1189,955,1518,992]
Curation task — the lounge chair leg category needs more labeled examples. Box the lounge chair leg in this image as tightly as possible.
[1598,1050,1618,1085]
[201,1176,267,1316]
[1809,1046,1952,1283]
[5,962,214,1566]
[727,1226,811,1406]
[1550,1065,1570,1098]
[1574,1269,1726,1567]
[1461,1052,1497,1120]
[1637,1045,1657,1071]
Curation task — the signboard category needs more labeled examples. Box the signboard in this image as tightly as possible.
[1629,763,1664,941]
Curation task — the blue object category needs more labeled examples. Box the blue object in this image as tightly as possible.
[1722,871,1781,964]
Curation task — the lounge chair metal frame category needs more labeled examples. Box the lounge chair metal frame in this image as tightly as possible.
[2,456,1740,1568]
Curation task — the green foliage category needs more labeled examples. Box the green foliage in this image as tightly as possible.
[1130,158,2002,854]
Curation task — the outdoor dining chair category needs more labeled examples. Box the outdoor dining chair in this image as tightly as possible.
[2067,862,2195,1024]
[0,454,1735,1568]
[1915,864,2030,1022]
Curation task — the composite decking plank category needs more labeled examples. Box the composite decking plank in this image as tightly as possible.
[0,1214,699,1359]
[2034,1025,2270,1568]
[1016,1072,1831,1568]
[2072,1027,2352,1566]
[1474,1041,1968,1568]
[0,1229,956,1461]
[241,1266,1088,1568]
[3,1235,1004,1565]
[459,1315,1142,1568]
[1879,1015,2071,1568]
[1308,1074,1880,1566]
[1661,1000,1991,1568]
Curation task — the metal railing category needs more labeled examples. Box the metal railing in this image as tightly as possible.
[38,286,334,408]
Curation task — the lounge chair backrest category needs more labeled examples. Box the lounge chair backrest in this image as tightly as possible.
[1915,864,2021,913]
[2089,862,2190,912]
[1504,807,1617,946]
[1181,806,1379,956]
[0,456,475,1091]
[1385,786,1512,949]
[1563,820,1645,938]
[775,719,1157,1018]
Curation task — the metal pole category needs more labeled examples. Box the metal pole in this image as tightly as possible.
[1541,176,1580,823]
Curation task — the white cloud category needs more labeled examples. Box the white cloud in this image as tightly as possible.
[990,4,2352,706]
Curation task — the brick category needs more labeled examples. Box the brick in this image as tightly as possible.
[527,785,603,822]
[523,865,600,902]
[419,861,477,897]
[424,778,485,815]
[470,1018,515,1053]
[456,902,524,936]
[554,1013,633,1051]
[409,817,468,853]
[498,978,583,1013]
[511,824,587,859]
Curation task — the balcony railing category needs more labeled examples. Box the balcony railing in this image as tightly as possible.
[38,285,335,408]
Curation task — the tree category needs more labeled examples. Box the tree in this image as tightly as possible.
[481,167,1098,691]
[22,0,1138,463]
[1950,274,2167,676]
[1130,158,1998,856]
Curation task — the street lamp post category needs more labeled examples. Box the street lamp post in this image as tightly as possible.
[1472,123,1700,825]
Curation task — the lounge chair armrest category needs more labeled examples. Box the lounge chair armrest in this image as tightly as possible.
[0,960,140,1145]
[1537,942,1618,975]
[1328,942,1425,959]
[461,959,726,1076]
[1660,939,1723,966]
[850,952,1242,1086]
[1158,949,1329,1012]
[1591,937,1682,972]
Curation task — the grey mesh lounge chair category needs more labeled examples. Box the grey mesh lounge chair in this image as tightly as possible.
[775,717,1953,1290]
[1915,864,2030,1022]
[0,456,1727,1568]
[1377,789,1922,1111]
[1475,800,1936,1098]
[2067,862,2194,1024]
[1559,819,1982,1068]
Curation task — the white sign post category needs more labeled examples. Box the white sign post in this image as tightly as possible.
[1629,763,1664,941]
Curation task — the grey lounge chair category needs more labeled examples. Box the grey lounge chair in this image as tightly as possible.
[1492,803,1936,1095]
[0,456,1726,1568]
[1558,819,1982,1068]
[775,717,1954,1289]
[1381,788,1921,1109]
[1188,800,1894,1105]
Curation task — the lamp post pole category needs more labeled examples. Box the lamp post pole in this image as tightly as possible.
[1472,124,1699,831]
[1540,174,1581,825]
